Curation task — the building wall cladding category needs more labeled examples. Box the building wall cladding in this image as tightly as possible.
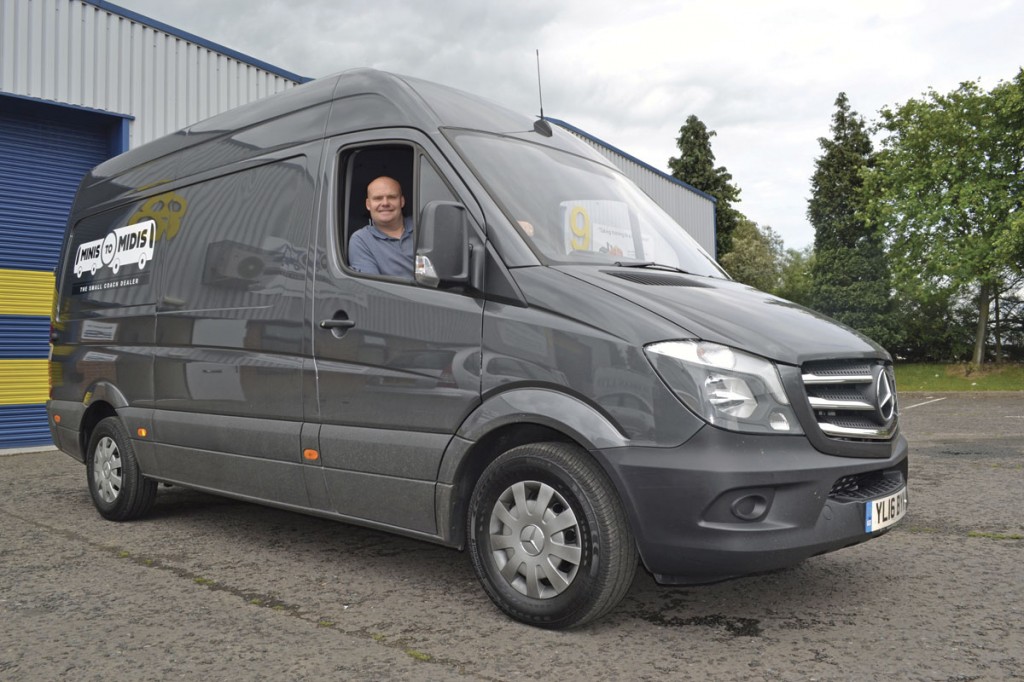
[0,0,303,146]
[0,0,304,448]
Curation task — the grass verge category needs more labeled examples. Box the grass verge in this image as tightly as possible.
[894,363,1024,391]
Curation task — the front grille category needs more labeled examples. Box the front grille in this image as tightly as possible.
[829,471,905,501]
[802,359,898,441]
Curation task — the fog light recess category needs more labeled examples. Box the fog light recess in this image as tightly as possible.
[730,494,769,521]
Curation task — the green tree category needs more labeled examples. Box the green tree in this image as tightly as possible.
[718,218,783,291]
[775,246,816,309]
[668,115,742,257]
[997,274,1024,360]
[864,71,1024,365]
[808,93,897,350]
[888,278,975,362]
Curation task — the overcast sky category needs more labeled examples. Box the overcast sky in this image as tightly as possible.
[115,0,1023,251]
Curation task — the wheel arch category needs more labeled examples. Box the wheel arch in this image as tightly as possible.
[79,401,119,460]
[78,381,129,458]
[437,388,631,549]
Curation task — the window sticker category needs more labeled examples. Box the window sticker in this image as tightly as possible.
[561,200,680,266]
[71,220,155,294]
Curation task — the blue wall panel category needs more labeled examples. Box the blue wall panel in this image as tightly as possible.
[0,95,120,272]
[0,316,51,358]
[0,95,122,449]
[0,404,52,449]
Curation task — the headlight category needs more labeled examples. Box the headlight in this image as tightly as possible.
[645,340,802,435]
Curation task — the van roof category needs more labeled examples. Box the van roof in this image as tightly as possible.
[75,69,590,217]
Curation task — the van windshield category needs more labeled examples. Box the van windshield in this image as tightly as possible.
[451,131,726,278]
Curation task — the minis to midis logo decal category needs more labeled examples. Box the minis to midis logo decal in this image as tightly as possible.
[74,220,155,278]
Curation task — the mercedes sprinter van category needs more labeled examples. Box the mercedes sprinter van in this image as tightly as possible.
[47,69,908,629]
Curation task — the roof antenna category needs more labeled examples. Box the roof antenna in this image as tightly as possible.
[533,49,552,137]
[536,49,545,120]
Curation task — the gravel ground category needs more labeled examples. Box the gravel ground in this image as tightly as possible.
[1,391,1021,681]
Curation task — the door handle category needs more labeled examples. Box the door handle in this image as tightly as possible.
[320,314,356,338]
[319,319,356,330]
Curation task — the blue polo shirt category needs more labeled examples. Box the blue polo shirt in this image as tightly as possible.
[348,217,414,279]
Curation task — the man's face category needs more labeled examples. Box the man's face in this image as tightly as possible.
[366,178,405,231]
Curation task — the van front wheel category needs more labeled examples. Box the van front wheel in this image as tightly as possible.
[467,442,637,629]
[86,416,157,521]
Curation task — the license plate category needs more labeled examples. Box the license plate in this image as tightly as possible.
[865,487,908,533]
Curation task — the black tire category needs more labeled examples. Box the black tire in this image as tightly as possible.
[467,442,638,629]
[86,416,157,521]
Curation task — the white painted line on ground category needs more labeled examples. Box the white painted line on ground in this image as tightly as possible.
[0,446,57,457]
[902,397,947,410]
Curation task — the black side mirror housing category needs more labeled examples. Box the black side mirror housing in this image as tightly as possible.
[416,201,470,287]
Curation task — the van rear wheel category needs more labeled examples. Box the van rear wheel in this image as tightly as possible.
[86,416,157,521]
[467,442,637,629]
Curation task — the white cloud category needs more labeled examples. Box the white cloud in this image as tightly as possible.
[115,0,1024,249]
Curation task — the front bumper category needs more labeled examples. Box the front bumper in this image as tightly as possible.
[594,426,909,584]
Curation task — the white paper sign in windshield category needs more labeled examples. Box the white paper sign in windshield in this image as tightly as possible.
[561,200,679,267]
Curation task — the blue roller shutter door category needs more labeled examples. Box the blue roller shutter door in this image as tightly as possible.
[0,95,124,449]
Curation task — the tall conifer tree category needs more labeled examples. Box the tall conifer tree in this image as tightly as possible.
[669,115,742,257]
[808,93,895,349]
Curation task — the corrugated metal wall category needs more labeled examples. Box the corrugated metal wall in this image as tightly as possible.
[0,96,120,447]
[550,119,717,257]
[0,0,304,147]
[0,0,305,448]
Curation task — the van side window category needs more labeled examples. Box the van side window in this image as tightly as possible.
[341,146,414,279]
[156,157,311,313]
[417,154,457,213]
[340,146,459,282]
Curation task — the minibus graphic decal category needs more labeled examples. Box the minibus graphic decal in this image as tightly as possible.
[74,220,156,278]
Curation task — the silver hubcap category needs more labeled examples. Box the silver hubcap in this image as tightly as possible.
[488,480,582,599]
[92,436,123,504]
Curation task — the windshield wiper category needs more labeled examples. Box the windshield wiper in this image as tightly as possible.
[613,261,692,275]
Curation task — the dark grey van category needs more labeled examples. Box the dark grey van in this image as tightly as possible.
[47,69,908,629]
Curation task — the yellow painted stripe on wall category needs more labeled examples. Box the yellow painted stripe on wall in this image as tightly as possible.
[0,359,50,405]
[0,269,56,317]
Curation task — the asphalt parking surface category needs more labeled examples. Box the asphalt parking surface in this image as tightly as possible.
[1,392,1022,680]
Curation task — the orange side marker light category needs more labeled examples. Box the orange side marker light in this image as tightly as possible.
[137,428,148,438]
[54,414,61,424]
[303,449,319,461]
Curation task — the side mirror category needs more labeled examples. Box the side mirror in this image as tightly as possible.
[416,201,470,287]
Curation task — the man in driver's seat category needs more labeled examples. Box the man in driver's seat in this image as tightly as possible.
[349,176,414,279]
